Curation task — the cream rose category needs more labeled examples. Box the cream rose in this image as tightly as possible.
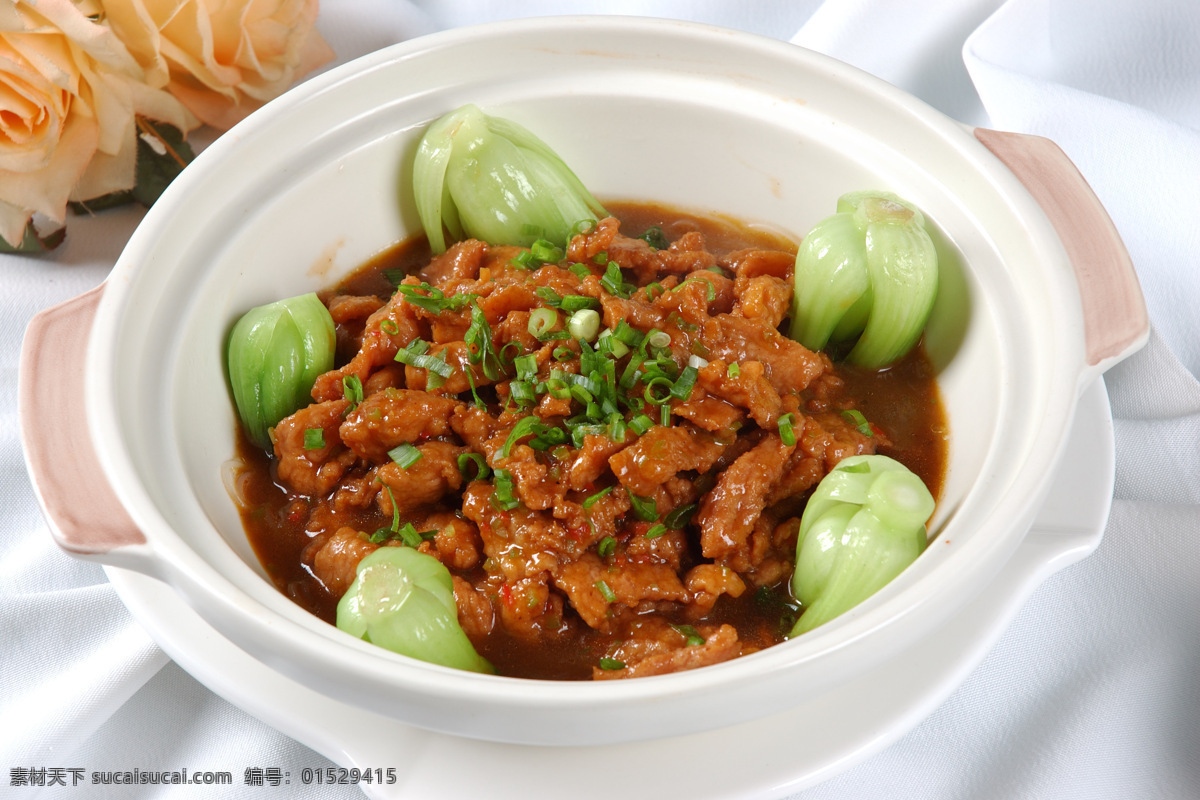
[102,0,334,131]
[0,0,196,248]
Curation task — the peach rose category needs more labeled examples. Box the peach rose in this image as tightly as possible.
[0,0,196,247]
[102,0,335,130]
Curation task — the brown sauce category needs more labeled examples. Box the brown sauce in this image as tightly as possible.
[233,202,947,680]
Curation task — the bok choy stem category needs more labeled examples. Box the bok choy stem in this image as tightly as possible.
[789,190,938,368]
[789,454,934,636]
[413,104,607,253]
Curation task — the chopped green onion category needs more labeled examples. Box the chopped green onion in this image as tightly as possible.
[594,580,618,603]
[381,485,401,533]
[465,303,502,380]
[644,523,667,539]
[643,377,673,406]
[380,318,400,336]
[592,252,609,266]
[527,306,559,338]
[842,408,875,437]
[598,657,625,671]
[536,286,563,307]
[530,238,563,264]
[389,442,423,468]
[509,380,537,406]
[561,295,600,312]
[501,416,543,458]
[568,308,601,342]
[395,521,437,548]
[671,624,706,647]
[670,365,698,401]
[727,362,740,378]
[597,536,617,558]
[777,413,797,447]
[342,374,364,407]
[303,428,325,450]
[514,353,539,382]
[638,226,669,250]
[600,261,631,298]
[627,490,658,522]
[569,219,597,239]
[492,469,519,511]
[458,452,491,481]
[583,485,614,509]
[612,321,644,348]
[647,330,672,349]
[509,250,536,269]
[664,503,697,530]
[628,414,655,435]
[569,262,593,279]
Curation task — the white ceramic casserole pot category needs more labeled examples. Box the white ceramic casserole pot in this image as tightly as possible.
[20,16,1147,746]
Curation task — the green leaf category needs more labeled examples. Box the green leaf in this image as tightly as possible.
[130,118,195,207]
[0,222,66,254]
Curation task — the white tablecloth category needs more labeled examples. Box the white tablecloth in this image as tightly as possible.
[3,1,1198,797]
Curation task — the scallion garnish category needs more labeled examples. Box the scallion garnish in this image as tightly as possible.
[627,490,658,522]
[501,416,543,459]
[669,364,698,401]
[530,238,563,264]
[492,469,519,510]
[389,442,423,468]
[644,523,667,539]
[560,295,600,313]
[395,282,476,314]
[514,353,538,382]
[638,226,669,250]
[303,428,325,450]
[727,362,740,378]
[568,308,601,342]
[598,657,625,670]
[582,485,614,509]
[527,307,559,338]
[671,624,705,647]
[597,536,617,558]
[600,261,632,298]
[841,408,875,437]
[664,503,697,530]
[342,374,364,407]
[457,452,491,481]
[778,413,797,446]
[594,580,618,603]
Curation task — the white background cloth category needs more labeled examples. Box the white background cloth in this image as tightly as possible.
[3,1,1199,797]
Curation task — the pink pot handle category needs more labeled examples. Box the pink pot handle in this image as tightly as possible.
[974,128,1149,372]
[19,283,146,556]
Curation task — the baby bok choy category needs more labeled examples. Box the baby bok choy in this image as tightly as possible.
[412,103,607,253]
[789,454,934,636]
[337,547,494,674]
[788,191,938,368]
[227,293,335,450]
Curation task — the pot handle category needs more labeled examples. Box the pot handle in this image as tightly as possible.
[19,283,154,569]
[974,128,1149,377]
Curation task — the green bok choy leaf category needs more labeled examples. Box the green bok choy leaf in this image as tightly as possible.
[789,454,934,636]
[413,104,607,253]
[227,293,335,450]
[789,191,938,368]
[337,547,494,674]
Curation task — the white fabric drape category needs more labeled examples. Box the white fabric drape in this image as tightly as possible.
[3,1,1197,797]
